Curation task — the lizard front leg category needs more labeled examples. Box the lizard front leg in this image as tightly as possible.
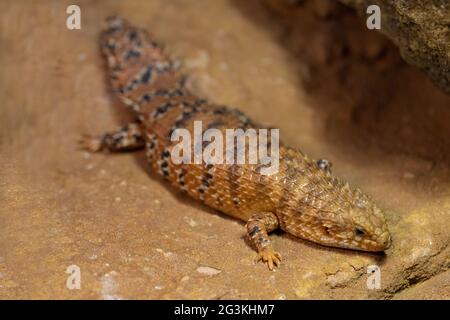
[246,212,281,270]
[80,122,145,152]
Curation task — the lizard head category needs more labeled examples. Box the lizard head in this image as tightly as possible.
[305,182,392,252]
[323,192,391,252]
[283,161,392,252]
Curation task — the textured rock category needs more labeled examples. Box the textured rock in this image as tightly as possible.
[393,270,450,300]
[262,0,450,165]
[340,0,450,94]
[265,0,450,93]
[0,0,449,299]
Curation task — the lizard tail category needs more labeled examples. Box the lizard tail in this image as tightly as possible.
[100,16,186,113]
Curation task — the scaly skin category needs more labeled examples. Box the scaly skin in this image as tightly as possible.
[80,17,391,270]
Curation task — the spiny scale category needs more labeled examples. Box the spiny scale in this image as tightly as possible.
[83,16,391,270]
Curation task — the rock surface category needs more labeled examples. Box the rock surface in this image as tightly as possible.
[340,0,450,94]
[266,0,450,93]
[0,0,449,299]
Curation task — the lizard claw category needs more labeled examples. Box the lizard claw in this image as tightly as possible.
[255,247,281,271]
[79,134,103,152]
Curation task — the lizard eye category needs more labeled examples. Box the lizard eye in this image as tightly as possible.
[355,227,365,236]
[323,226,332,236]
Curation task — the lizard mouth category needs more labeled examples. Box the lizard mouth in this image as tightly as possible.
[311,227,391,252]
[359,230,391,252]
[317,223,392,252]
[346,237,391,252]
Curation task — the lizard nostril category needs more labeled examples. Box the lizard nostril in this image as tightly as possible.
[382,234,392,249]
[386,237,392,248]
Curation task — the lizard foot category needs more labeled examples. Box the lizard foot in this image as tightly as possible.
[255,247,281,271]
[78,134,103,152]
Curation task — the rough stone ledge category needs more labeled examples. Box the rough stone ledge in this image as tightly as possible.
[265,0,450,93]
[341,0,449,93]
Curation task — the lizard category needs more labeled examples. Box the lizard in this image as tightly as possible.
[80,16,391,270]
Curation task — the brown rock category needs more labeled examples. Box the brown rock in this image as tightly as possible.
[340,0,450,93]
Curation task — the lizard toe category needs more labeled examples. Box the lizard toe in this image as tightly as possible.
[255,247,281,271]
